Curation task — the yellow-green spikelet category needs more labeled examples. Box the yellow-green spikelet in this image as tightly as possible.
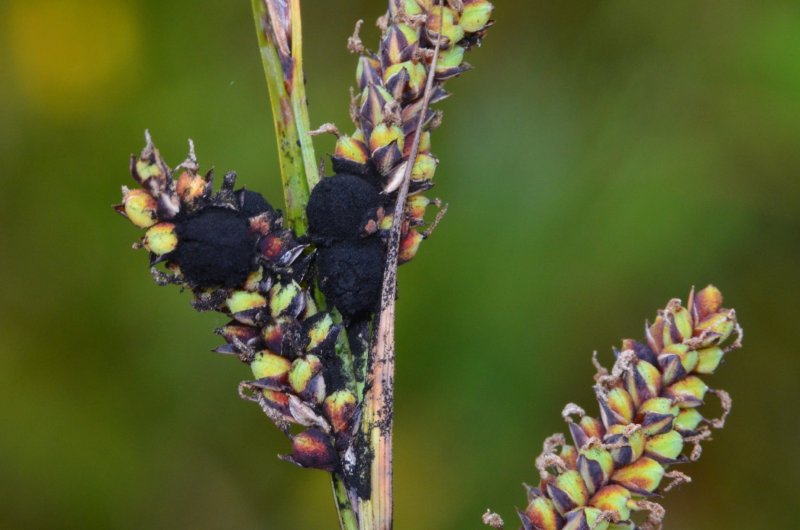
[518,286,741,529]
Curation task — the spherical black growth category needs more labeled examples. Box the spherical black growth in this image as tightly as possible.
[318,238,386,318]
[236,188,274,219]
[307,173,379,243]
[173,207,256,288]
[331,158,384,189]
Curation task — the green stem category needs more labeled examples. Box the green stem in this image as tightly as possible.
[250,2,356,528]
[333,474,359,530]
[286,0,320,193]
[250,0,318,233]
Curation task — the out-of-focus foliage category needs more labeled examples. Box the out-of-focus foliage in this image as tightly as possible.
[0,1,797,528]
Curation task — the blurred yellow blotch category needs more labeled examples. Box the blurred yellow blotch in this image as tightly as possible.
[6,0,140,117]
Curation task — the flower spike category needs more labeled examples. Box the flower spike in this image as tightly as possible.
[116,134,358,473]
[486,286,742,530]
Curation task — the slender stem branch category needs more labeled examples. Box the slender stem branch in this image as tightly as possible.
[357,19,444,530]
[250,3,355,528]
[333,474,359,530]
[288,0,320,192]
[250,0,318,234]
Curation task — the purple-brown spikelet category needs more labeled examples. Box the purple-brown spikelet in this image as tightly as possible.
[500,286,742,530]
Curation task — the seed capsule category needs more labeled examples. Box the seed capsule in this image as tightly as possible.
[691,284,723,320]
[598,387,635,428]
[621,339,659,365]
[673,408,704,435]
[589,484,632,522]
[384,61,427,101]
[426,6,465,47]
[693,309,736,347]
[636,397,678,436]
[646,315,666,353]
[357,56,382,92]
[227,291,267,314]
[461,0,494,33]
[215,321,262,354]
[546,470,589,516]
[289,355,326,403]
[306,312,336,352]
[405,130,432,157]
[262,389,291,417]
[522,496,562,530]
[605,425,645,467]
[385,64,410,101]
[288,429,338,471]
[250,351,291,387]
[369,123,406,153]
[563,507,609,530]
[624,359,662,408]
[398,229,424,264]
[435,46,470,80]
[411,152,438,182]
[260,316,300,357]
[176,170,208,205]
[370,123,405,175]
[143,223,177,255]
[324,390,357,434]
[644,430,684,463]
[360,85,395,133]
[569,415,605,449]
[334,135,370,166]
[657,344,698,385]
[381,24,419,66]
[269,281,306,319]
[578,446,614,494]
[664,375,708,408]
[661,300,693,347]
[611,456,665,495]
[405,195,431,224]
[695,346,724,374]
[559,444,579,470]
[119,188,158,228]
[389,0,423,17]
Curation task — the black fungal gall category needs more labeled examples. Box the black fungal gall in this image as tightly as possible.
[236,188,274,219]
[307,173,380,243]
[317,238,386,319]
[173,206,258,289]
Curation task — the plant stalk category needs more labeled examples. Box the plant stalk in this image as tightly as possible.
[333,474,359,530]
[250,0,318,234]
[250,2,355,528]
[357,23,444,530]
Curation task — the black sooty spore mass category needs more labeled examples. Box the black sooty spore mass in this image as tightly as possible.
[172,189,272,289]
[237,189,274,219]
[307,173,380,243]
[317,238,386,319]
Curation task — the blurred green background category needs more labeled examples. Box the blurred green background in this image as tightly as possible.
[1,0,798,528]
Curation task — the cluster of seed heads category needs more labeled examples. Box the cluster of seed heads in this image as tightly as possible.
[115,1,495,480]
[116,5,743,530]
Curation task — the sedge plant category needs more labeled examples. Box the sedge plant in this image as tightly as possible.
[114,2,742,529]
